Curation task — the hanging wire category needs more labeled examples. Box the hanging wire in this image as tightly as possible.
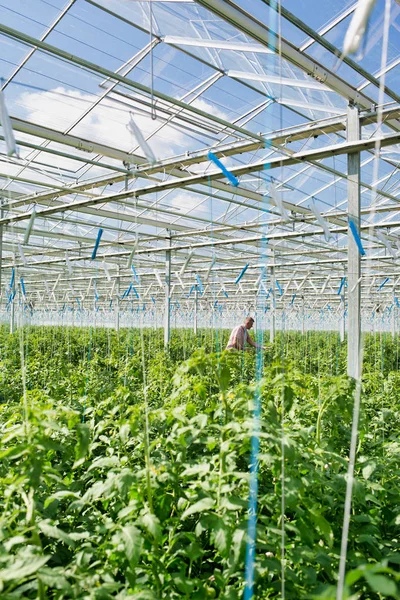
[336,1,392,598]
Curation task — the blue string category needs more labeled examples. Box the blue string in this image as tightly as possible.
[348,219,366,256]
[207,151,239,187]
[244,2,278,595]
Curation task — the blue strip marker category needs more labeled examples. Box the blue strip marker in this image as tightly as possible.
[91,228,103,260]
[131,265,140,283]
[214,300,218,308]
[348,219,366,256]
[195,274,204,295]
[235,263,249,284]
[223,290,229,298]
[151,296,156,304]
[378,277,389,291]
[276,280,283,296]
[20,277,26,296]
[132,286,139,299]
[395,297,400,308]
[9,268,15,289]
[337,277,346,295]
[290,293,296,305]
[207,151,239,187]
[187,284,195,297]
[122,283,133,298]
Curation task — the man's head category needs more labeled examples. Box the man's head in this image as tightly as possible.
[244,316,254,330]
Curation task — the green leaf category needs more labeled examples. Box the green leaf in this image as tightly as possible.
[141,513,162,542]
[362,462,376,480]
[73,423,90,468]
[172,573,195,594]
[38,567,72,592]
[88,456,119,471]
[364,572,397,596]
[182,497,215,519]
[44,490,80,509]
[0,556,50,582]
[38,521,76,548]
[213,522,229,555]
[121,525,142,567]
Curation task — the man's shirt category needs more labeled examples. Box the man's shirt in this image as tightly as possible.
[226,325,257,350]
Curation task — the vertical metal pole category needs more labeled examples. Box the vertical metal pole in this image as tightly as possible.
[347,104,361,379]
[392,289,396,337]
[270,265,275,343]
[164,231,171,347]
[194,285,198,336]
[116,266,120,332]
[10,273,15,334]
[0,199,3,298]
[340,293,346,343]
[301,296,305,335]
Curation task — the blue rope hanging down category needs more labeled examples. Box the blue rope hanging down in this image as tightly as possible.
[276,280,283,296]
[9,267,15,290]
[337,277,346,295]
[235,263,249,284]
[91,228,103,260]
[20,277,26,297]
[207,151,239,187]
[131,264,140,283]
[378,277,390,291]
[195,274,204,295]
[348,219,366,255]
[290,293,296,306]
[122,283,133,299]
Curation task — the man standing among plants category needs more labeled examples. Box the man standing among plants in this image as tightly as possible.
[225,316,267,351]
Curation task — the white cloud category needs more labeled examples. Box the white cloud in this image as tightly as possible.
[169,191,210,217]
[17,86,189,162]
[191,97,229,122]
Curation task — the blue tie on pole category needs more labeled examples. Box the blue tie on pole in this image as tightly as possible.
[131,265,140,283]
[378,277,390,291]
[9,268,15,289]
[276,280,283,296]
[20,277,26,296]
[337,277,346,295]
[91,228,103,260]
[348,219,366,256]
[195,274,204,295]
[208,151,239,187]
[235,263,249,284]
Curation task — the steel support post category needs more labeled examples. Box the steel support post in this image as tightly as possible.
[270,266,275,343]
[10,276,15,334]
[340,294,346,343]
[392,289,396,337]
[0,200,3,300]
[347,105,361,379]
[164,232,172,347]
[301,296,305,335]
[194,285,198,336]
[115,266,120,332]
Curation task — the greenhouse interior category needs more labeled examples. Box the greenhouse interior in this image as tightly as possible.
[1,0,400,598]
